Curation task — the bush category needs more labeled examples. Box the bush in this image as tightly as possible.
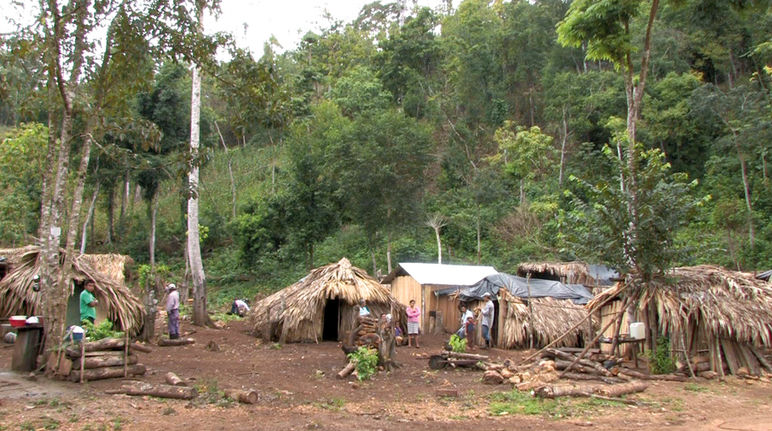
[347,346,379,381]
[81,320,124,341]
[648,336,676,374]
[448,334,467,353]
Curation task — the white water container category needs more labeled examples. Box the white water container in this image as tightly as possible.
[630,322,645,340]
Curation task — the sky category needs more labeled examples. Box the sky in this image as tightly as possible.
[208,0,449,55]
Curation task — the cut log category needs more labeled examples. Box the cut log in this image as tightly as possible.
[337,362,356,379]
[65,338,127,357]
[158,337,195,347]
[224,389,259,404]
[546,348,612,377]
[554,360,606,376]
[617,369,688,382]
[76,354,138,369]
[70,364,146,382]
[446,351,489,361]
[108,381,197,400]
[594,381,648,397]
[561,372,625,384]
[535,383,592,398]
[130,342,153,353]
[165,372,186,386]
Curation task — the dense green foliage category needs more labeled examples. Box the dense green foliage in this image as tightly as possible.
[2,0,771,302]
[347,346,380,381]
[448,334,468,353]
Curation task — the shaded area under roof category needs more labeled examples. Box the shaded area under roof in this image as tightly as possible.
[435,273,594,304]
[381,262,498,286]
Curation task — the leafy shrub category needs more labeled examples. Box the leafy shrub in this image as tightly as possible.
[648,336,676,374]
[448,334,467,353]
[81,320,124,341]
[347,346,379,381]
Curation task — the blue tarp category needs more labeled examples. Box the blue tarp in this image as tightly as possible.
[435,272,594,305]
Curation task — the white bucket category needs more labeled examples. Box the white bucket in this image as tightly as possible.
[630,322,645,340]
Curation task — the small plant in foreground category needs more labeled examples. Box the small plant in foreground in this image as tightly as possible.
[648,336,676,374]
[448,334,467,353]
[347,346,379,381]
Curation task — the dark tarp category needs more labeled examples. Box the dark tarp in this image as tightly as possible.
[757,270,772,282]
[435,273,594,305]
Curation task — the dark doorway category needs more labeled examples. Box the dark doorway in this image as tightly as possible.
[492,300,499,347]
[322,298,340,341]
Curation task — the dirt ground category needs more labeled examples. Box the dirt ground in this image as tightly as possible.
[1,318,771,431]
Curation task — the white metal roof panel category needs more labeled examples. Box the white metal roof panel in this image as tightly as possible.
[395,262,498,286]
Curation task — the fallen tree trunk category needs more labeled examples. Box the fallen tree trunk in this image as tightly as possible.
[546,348,612,377]
[535,380,648,399]
[130,342,153,353]
[77,354,138,369]
[71,364,146,382]
[66,338,129,357]
[158,338,195,347]
[561,372,625,384]
[337,362,356,379]
[107,381,197,400]
[617,369,688,382]
[165,372,186,386]
[445,351,489,361]
[553,360,606,376]
[224,389,259,404]
[594,381,648,397]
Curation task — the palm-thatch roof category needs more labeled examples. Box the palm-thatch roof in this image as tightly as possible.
[588,265,772,375]
[0,246,144,333]
[249,258,403,343]
[498,289,594,349]
[517,261,596,285]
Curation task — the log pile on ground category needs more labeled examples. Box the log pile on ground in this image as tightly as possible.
[475,347,691,399]
[427,351,488,370]
[48,337,151,382]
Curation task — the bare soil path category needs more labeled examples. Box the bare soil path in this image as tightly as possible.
[1,319,770,430]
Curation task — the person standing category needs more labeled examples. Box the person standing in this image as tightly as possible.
[405,299,421,348]
[481,292,495,349]
[165,283,180,339]
[80,280,98,324]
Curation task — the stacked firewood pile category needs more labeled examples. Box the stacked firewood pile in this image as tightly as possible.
[353,316,380,347]
[47,337,152,382]
[477,347,692,400]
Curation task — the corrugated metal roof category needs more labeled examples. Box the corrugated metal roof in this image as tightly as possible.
[385,262,498,286]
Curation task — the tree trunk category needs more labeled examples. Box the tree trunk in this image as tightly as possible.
[80,181,100,254]
[559,104,569,189]
[476,212,481,264]
[71,364,146,382]
[106,187,114,244]
[214,120,237,219]
[732,133,755,249]
[119,170,129,236]
[188,2,209,327]
[165,372,186,386]
[149,196,157,268]
[107,381,196,399]
[76,354,138,369]
[158,337,195,346]
[386,231,393,275]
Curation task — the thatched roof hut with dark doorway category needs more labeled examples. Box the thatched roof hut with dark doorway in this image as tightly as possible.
[589,265,772,376]
[0,246,144,334]
[249,258,403,343]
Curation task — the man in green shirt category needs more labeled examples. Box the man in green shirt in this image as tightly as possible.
[80,280,98,323]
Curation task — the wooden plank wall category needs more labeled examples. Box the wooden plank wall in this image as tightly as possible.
[599,300,635,357]
[388,276,423,328]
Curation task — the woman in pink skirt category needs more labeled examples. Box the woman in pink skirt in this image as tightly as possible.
[405,299,421,348]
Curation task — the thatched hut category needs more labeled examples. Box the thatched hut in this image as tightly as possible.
[438,273,595,349]
[249,258,404,343]
[518,261,618,294]
[589,265,772,376]
[0,246,144,334]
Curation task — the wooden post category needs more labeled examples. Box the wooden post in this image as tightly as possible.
[79,341,85,383]
[123,332,129,378]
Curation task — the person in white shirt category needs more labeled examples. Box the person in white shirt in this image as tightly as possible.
[230,298,250,317]
[455,304,475,339]
[165,283,180,339]
[481,292,495,349]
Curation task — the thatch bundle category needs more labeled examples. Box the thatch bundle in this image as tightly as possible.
[249,258,403,343]
[0,246,144,333]
[517,261,595,286]
[589,265,772,375]
[499,289,593,349]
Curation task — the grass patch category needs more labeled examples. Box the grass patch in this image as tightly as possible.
[111,416,126,430]
[315,398,345,411]
[488,390,626,418]
[270,343,282,350]
[192,379,233,408]
[683,383,710,393]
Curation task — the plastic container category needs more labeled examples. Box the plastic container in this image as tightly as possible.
[9,316,27,328]
[70,325,85,341]
[630,322,645,340]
